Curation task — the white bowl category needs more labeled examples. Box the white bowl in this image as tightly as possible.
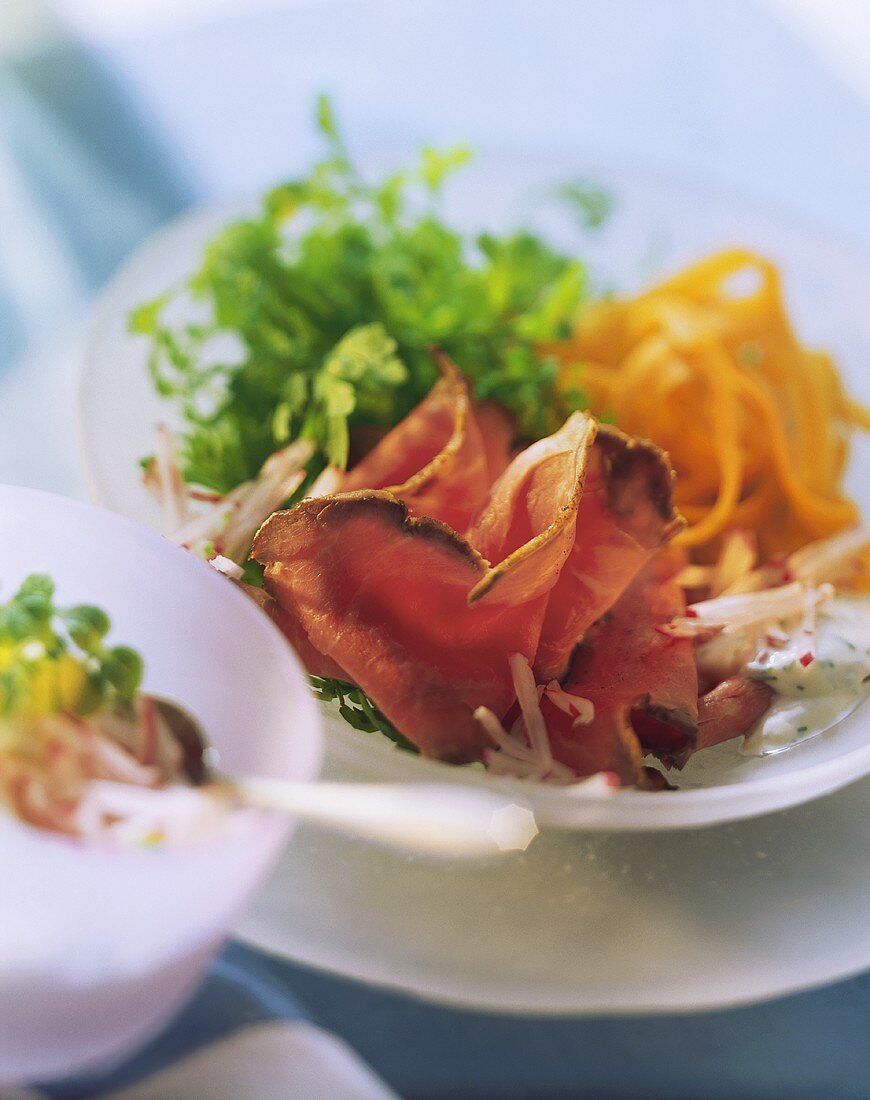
[0,486,322,1085]
[77,156,870,832]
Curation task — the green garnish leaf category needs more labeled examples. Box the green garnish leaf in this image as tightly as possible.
[129,293,171,337]
[241,559,266,588]
[557,179,614,230]
[313,322,407,467]
[132,96,590,493]
[63,605,111,653]
[311,676,419,755]
[316,92,342,149]
[0,576,145,719]
[102,646,145,703]
[419,145,472,193]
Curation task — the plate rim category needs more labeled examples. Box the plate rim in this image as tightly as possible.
[237,903,870,1017]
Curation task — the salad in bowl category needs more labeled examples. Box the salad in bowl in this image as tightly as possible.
[0,487,320,1083]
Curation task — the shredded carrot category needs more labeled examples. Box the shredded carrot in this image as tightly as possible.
[548,249,868,561]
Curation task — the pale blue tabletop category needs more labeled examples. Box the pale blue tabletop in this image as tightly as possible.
[3,2,870,1095]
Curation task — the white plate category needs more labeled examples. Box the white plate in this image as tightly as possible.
[78,157,870,1011]
[239,762,870,1015]
[78,155,870,831]
[0,487,322,1081]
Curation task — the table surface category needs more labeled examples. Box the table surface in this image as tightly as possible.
[3,2,870,1096]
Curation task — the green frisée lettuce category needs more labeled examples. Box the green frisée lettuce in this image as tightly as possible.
[131,96,594,493]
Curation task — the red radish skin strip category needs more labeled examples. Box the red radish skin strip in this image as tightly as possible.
[543,682,595,725]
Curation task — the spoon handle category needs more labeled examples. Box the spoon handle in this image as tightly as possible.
[229,778,538,858]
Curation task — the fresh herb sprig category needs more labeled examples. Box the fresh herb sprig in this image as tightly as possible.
[311,676,419,754]
[131,96,592,493]
[0,575,143,719]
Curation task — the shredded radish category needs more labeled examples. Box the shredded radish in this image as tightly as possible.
[145,426,314,564]
[76,782,227,847]
[717,564,788,596]
[796,582,835,668]
[167,502,234,552]
[474,707,535,761]
[765,626,789,649]
[220,444,311,560]
[90,730,160,787]
[0,700,200,842]
[675,530,761,597]
[508,653,553,775]
[708,526,870,600]
[670,581,814,637]
[210,555,245,581]
[477,704,606,786]
[657,618,725,640]
[475,657,604,784]
[671,527,862,603]
[306,464,345,498]
[152,423,190,534]
[669,570,838,683]
[711,529,757,596]
[675,582,834,663]
[476,702,575,781]
[787,525,870,587]
[674,564,715,590]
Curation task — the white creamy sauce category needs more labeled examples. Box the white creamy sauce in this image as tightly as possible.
[739,597,870,755]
